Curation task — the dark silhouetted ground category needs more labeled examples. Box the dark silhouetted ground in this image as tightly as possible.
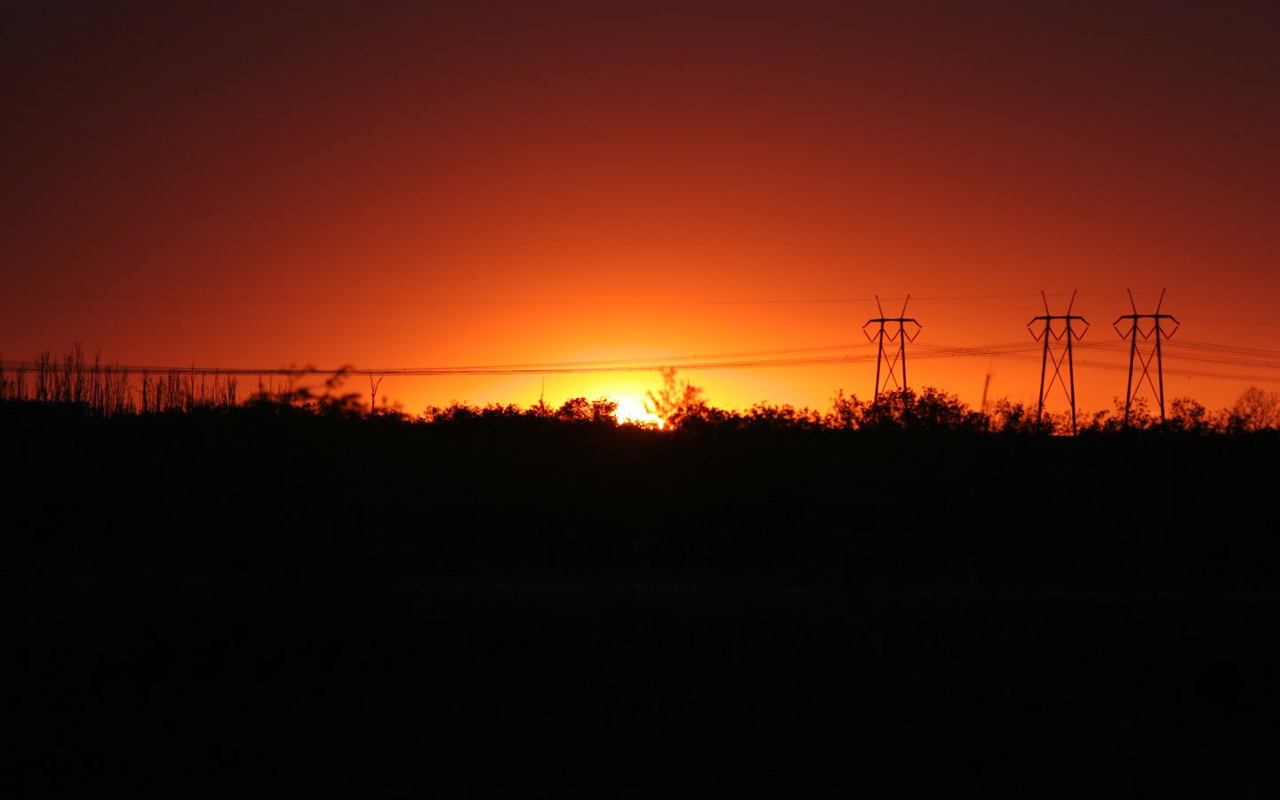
[7,409,1279,796]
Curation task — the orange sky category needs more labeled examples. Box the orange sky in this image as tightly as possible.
[3,2,1278,418]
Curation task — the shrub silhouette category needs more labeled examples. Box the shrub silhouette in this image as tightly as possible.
[644,368,713,429]
[986,398,1055,435]
[858,387,985,432]
[824,389,868,430]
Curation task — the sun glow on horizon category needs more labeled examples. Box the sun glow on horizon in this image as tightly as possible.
[614,396,664,428]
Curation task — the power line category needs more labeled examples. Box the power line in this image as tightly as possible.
[4,335,1280,385]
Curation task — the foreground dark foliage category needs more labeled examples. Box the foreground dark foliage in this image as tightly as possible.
[7,408,1280,796]
[7,403,1277,584]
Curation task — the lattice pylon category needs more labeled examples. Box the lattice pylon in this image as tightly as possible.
[1028,290,1088,433]
[863,294,921,399]
[1113,289,1179,424]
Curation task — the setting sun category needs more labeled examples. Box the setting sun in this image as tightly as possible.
[614,396,664,428]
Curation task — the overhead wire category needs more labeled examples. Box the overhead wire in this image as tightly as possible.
[2,335,1279,383]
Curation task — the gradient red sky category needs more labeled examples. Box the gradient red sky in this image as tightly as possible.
[4,2,1278,417]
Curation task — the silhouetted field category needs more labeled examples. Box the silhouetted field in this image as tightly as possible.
[7,407,1279,796]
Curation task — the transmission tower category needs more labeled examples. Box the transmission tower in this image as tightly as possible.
[1113,289,1179,424]
[1028,290,1088,433]
[863,295,921,399]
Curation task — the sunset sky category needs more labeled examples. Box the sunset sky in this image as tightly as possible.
[4,1,1278,418]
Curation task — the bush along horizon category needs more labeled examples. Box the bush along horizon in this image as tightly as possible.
[2,348,1277,435]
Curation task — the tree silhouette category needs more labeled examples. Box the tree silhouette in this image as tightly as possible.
[555,396,618,424]
[644,368,711,429]
[1232,386,1280,431]
[1165,397,1217,434]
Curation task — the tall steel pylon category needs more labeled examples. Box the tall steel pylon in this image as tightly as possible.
[1028,290,1088,433]
[1113,289,1179,425]
[863,295,921,399]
